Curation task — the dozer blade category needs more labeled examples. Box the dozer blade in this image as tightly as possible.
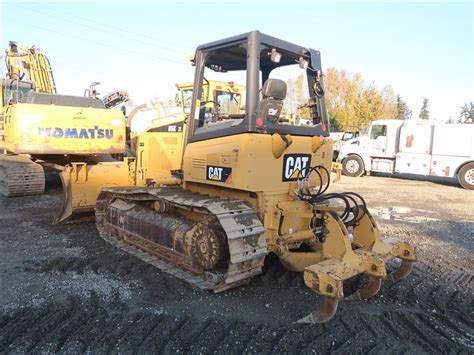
[54,161,135,224]
[296,297,338,324]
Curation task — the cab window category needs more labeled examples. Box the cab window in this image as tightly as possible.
[181,88,206,114]
[370,124,387,139]
[3,82,34,104]
[214,90,241,115]
[181,89,193,113]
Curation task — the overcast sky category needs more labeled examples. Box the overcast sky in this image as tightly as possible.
[2,1,473,121]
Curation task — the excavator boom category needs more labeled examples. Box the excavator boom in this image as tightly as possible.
[5,41,56,93]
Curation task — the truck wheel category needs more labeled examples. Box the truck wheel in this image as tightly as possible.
[458,162,474,190]
[342,155,365,177]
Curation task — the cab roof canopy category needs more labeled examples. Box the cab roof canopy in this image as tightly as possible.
[188,30,329,142]
[196,31,314,72]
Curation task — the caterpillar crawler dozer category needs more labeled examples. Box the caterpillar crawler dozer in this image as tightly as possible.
[55,80,244,223]
[0,41,126,197]
[95,31,415,322]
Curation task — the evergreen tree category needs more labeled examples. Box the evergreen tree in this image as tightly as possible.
[418,97,430,120]
[460,102,474,123]
[395,94,411,119]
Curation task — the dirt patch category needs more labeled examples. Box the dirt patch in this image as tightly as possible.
[1,176,473,353]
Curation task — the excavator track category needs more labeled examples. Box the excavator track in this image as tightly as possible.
[0,155,45,197]
[96,186,268,292]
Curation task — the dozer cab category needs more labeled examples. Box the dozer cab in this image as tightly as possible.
[95,31,415,322]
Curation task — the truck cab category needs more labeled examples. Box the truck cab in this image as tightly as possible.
[337,119,403,176]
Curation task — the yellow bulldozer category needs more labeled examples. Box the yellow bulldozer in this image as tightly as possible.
[0,41,126,197]
[55,80,245,223]
[94,31,416,322]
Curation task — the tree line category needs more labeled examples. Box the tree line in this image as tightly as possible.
[284,68,473,131]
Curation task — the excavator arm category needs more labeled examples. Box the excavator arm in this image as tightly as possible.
[5,41,56,94]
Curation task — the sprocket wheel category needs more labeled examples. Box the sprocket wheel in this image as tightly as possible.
[191,223,228,270]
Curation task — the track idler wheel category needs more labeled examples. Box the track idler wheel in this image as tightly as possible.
[389,260,414,281]
[296,297,339,324]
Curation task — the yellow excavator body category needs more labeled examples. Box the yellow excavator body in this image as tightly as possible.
[2,102,125,155]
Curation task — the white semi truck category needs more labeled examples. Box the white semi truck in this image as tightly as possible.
[336,119,474,189]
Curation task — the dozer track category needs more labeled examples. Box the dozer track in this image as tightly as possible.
[96,186,268,292]
[0,155,45,197]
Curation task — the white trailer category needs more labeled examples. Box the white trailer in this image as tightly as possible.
[336,119,474,189]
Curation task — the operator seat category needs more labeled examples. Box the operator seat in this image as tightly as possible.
[258,78,287,123]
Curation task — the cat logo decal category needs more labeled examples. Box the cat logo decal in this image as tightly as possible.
[282,154,311,181]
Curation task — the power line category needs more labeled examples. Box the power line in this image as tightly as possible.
[20,3,188,57]
[33,25,188,66]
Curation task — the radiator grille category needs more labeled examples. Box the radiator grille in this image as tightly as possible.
[192,158,206,169]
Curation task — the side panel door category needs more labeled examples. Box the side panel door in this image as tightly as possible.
[395,153,432,175]
[368,124,388,157]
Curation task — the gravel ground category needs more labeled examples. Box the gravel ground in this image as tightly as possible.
[0,174,473,353]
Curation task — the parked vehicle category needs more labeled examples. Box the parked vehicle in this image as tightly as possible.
[337,119,474,189]
[330,129,359,161]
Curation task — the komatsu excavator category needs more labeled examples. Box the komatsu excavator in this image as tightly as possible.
[55,80,244,223]
[95,31,415,322]
[0,41,126,197]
